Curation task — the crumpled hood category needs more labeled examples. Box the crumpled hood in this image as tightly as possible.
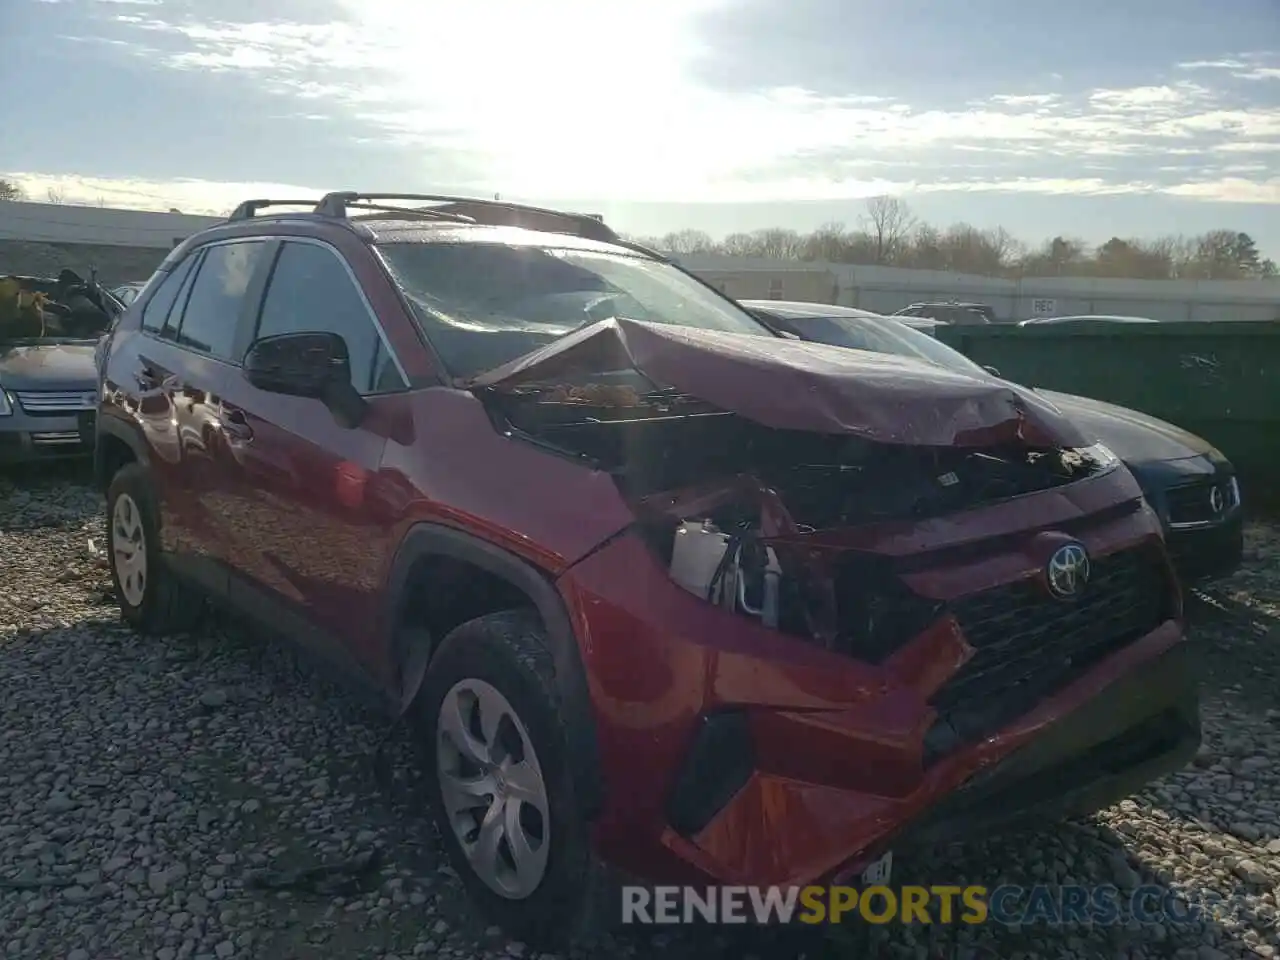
[0,342,98,391]
[1036,388,1213,463]
[469,317,1090,448]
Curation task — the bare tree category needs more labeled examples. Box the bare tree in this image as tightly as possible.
[721,232,763,257]
[0,179,24,201]
[46,187,66,204]
[861,195,915,263]
[751,228,806,260]
[800,222,851,262]
[658,229,717,255]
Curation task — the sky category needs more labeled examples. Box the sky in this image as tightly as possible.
[1,0,1278,254]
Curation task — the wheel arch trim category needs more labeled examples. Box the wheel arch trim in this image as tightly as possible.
[384,522,604,819]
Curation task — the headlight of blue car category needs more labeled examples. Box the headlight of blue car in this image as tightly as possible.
[0,387,12,417]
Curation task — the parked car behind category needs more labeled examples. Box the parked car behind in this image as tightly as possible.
[745,300,1243,584]
[111,282,148,306]
[0,270,120,463]
[1019,314,1158,326]
[894,300,996,324]
[96,194,1198,945]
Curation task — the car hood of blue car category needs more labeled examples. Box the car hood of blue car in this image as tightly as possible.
[1035,388,1216,465]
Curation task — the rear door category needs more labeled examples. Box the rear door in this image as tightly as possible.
[118,239,274,593]
[212,238,411,687]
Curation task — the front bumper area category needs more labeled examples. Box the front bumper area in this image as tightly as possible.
[1167,513,1244,584]
[1130,456,1244,585]
[881,629,1197,856]
[0,410,95,463]
[681,621,1196,889]
[562,473,1196,890]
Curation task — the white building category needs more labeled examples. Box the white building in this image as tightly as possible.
[0,200,223,249]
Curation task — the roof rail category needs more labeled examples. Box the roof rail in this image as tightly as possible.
[312,192,621,243]
[344,201,476,225]
[227,199,324,221]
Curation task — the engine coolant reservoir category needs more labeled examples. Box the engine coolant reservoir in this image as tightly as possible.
[669,520,730,600]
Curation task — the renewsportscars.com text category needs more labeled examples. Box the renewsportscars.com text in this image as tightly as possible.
[622,884,1204,926]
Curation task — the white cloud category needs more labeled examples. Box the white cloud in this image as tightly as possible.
[1177,53,1280,81]
[1214,141,1280,154]
[37,6,1280,205]
[1088,83,1211,111]
[988,94,1061,107]
[1161,177,1280,203]
[1178,59,1251,70]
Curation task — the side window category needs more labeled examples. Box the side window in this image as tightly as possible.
[255,241,406,394]
[173,241,267,360]
[140,256,197,333]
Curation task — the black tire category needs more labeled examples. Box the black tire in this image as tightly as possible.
[105,463,205,636]
[419,609,601,948]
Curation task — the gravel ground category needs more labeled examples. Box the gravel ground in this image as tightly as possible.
[1,464,1278,960]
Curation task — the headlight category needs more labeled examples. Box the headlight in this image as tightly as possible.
[0,389,11,417]
[1078,441,1119,468]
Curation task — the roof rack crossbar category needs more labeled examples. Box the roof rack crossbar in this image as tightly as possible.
[312,192,619,242]
[228,199,325,221]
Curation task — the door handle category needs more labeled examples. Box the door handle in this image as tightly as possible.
[219,407,254,442]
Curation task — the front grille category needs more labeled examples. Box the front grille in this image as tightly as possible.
[15,390,97,415]
[924,548,1167,764]
[1165,477,1237,527]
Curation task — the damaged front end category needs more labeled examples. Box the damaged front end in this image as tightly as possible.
[469,317,1189,887]
[472,317,1124,659]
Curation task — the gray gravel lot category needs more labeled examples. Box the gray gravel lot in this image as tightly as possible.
[1,466,1278,960]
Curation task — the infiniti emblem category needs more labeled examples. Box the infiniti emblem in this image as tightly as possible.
[1209,486,1225,514]
[1046,543,1090,600]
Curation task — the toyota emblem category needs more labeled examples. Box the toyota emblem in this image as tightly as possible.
[1209,485,1225,514]
[1046,543,1090,600]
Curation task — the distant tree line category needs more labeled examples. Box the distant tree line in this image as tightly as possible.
[629,196,1279,282]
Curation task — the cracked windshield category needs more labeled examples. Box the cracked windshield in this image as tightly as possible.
[0,2,1278,960]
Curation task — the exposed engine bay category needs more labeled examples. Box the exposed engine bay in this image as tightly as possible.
[480,372,1120,660]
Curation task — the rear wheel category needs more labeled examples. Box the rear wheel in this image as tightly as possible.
[106,463,205,635]
[420,609,597,947]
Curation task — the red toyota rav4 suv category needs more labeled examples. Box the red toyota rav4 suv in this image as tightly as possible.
[95,193,1199,944]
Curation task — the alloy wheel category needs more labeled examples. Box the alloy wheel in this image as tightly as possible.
[111,493,147,608]
[436,678,550,899]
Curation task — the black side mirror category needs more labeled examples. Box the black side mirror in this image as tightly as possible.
[243,331,365,427]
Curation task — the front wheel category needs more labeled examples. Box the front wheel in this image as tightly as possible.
[419,609,597,947]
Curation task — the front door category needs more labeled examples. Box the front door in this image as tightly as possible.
[212,238,411,688]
